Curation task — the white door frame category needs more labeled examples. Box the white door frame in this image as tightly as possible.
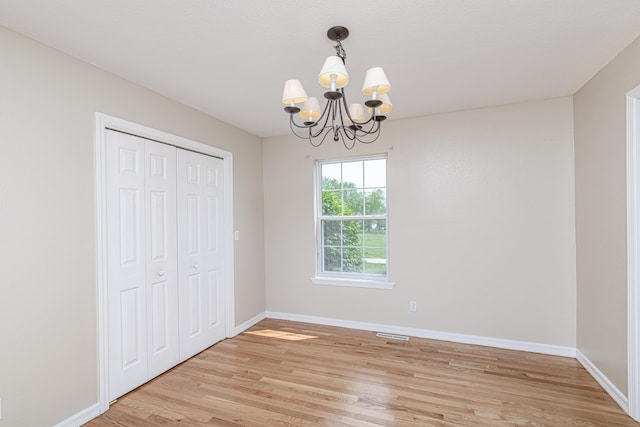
[94,113,235,413]
[626,85,640,422]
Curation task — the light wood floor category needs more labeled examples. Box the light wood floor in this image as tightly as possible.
[85,319,640,426]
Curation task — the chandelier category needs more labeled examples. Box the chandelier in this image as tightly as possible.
[281,26,393,149]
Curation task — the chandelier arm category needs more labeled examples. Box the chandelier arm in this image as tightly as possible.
[359,121,379,135]
[330,99,344,142]
[309,101,334,139]
[342,126,359,142]
[359,128,382,144]
[336,100,379,143]
[318,97,333,123]
[336,96,349,129]
[336,126,357,150]
[310,127,335,147]
[339,89,378,128]
[335,102,358,142]
[288,100,332,138]
[289,116,316,139]
[289,115,343,144]
[353,123,382,145]
[289,114,315,130]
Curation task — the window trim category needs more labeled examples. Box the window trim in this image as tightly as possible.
[313,154,392,289]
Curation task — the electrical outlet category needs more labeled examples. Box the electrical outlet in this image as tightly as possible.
[409,301,417,312]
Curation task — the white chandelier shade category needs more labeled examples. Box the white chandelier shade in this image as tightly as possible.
[282,79,309,106]
[367,93,393,116]
[281,26,392,149]
[346,103,367,124]
[318,56,349,89]
[362,67,391,97]
[299,97,322,123]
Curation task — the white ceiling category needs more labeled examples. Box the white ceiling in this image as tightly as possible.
[2,0,640,138]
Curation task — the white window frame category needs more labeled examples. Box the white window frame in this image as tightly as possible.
[312,154,394,289]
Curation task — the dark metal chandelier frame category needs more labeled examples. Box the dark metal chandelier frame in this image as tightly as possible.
[282,26,392,150]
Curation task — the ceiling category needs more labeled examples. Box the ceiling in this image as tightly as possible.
[2,0,640,138]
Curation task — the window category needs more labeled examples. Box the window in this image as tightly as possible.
[314,156,392,288]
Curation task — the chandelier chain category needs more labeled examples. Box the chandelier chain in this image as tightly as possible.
[334,39,347,64]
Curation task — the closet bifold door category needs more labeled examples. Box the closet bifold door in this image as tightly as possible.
[105,130,179,401]
[177,149,225,361]
[144,139,179,378]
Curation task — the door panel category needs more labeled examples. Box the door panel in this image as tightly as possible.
[144,140,179,379]
[150,280,169,354]
[207,270,219,327]
[203,159,224,333]
[187,273,201,336]
[149,191,166,261]
[106,131,149,401]
[107,131,180,399]
[120,287,143,368]
[118,189,141,265]
[186,195,200,255]
[178,150,225,360]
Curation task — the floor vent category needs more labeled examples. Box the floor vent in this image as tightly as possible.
[376,332,410,341]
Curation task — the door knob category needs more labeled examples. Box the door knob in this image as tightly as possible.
[157,270,165,277]
[192,263,199,269]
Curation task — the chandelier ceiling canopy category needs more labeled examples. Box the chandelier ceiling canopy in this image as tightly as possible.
[281,26,393,149]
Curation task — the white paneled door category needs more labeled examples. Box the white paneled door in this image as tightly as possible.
[144,139,179,380]
[105,130,225,401]
[106,130,153,401]
[177,149,225,361]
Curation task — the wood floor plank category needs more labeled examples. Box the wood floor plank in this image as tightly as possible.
[84,319,640,426]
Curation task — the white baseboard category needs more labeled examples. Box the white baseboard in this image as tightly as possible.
[232,311,267,336]
[576,349,629,413]
[53,402,100,427]
[266,311,577,358]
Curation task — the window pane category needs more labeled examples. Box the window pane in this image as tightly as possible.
[364,253,387,275]
[322,220,341,246]
[341,220,363,273]
[323,246,342,272]
[342,219,362,246]
[364,219,386,275]
[322,190,342,216]
[343,246,364,273]
[343,189,364,215]
[364,159,386,188]
[364,220,386,248]
[322,163,341,188]
[342,161,364,188]
[365,189,386,215]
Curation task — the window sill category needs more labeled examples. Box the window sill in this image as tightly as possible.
[311,276,395,289]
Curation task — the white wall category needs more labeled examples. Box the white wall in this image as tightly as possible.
[574,34,640,395]
[0,26,265,427]
[264,97,576,347]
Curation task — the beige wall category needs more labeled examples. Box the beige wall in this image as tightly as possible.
[0,26,265,427]
[574,35,640,394]
[264,97,577,347]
